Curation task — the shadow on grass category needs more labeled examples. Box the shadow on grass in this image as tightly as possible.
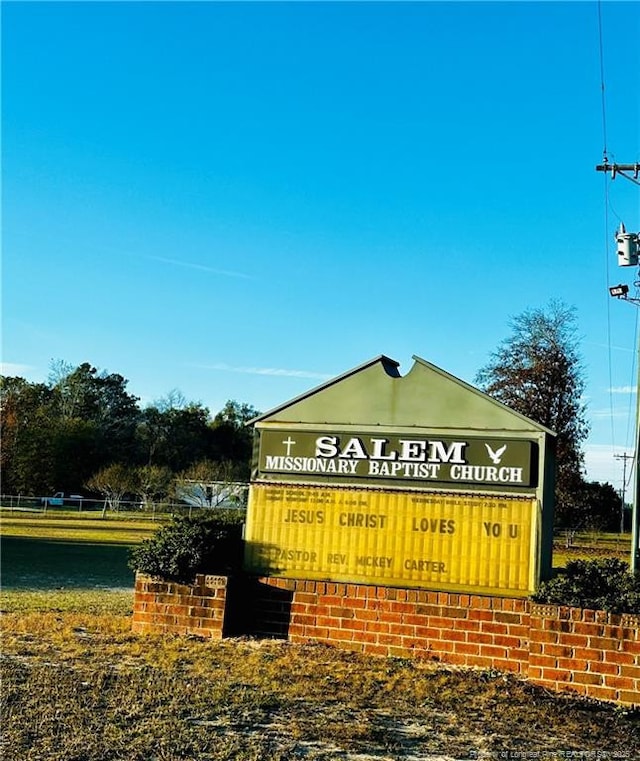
[1,535,135,589]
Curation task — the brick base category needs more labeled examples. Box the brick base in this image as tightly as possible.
[132,573,228,638]
[132,574,640,708]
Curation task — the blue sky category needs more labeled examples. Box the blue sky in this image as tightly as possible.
[3,1,639,488]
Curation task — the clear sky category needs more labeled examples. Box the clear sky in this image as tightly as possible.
[3,1,639,489]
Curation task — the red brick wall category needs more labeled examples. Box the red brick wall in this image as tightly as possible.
[132,573,227,639]
[254,577,640,708]
[529,603,640,705]
[131,574,640,707]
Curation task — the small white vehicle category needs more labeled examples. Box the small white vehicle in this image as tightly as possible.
[41,492,85,506]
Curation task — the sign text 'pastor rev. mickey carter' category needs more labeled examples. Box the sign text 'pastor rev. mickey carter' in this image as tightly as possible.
[258,430,535,488]
[244,485,537,595]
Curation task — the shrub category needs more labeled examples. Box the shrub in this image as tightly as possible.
[129,512,244,584]
[533,558,640,614]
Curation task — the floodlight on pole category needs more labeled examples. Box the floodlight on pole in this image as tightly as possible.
[610,284,630,299]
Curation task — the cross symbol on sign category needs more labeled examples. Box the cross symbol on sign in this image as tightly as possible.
[282,437,296,455]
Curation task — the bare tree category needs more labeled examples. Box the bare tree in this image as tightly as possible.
[48,359,83,419]
[135,464,174,512]
[475,300,589,527]
[153,388,188,412]
[86,463,136,516]
[174,459,246,509]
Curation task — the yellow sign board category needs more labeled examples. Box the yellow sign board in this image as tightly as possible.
[245,484,538,596]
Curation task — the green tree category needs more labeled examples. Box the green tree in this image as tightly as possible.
[581,481,624,533]
[475,301,589,528]
[1,364,141,495]
[136,406,170,466]
[210,400,260,478]
[49,362,141,464]
[47,359,81,419]
[2,361,260,497]
[135,392,208,469]
[49,417,102,493]
[0,376,56,494]
[153,404,214,471]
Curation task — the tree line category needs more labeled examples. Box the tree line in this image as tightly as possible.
[0,361,258,502]
[0,301,626,530]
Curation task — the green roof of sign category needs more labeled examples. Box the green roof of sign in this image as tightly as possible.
[250,355,555,435]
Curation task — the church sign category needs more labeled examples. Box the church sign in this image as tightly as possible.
[243,355,555,596]
[257,429,536,488]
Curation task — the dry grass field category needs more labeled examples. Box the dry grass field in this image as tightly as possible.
[1,515,638,760]
[1,591,639,761]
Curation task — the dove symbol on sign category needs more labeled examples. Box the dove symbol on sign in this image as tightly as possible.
[485,443,507,465]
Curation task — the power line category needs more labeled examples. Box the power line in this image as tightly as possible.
[597,0,608,163]
[597,1,618,469]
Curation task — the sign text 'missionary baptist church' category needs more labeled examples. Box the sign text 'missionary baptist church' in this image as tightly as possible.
[244,355,556,597]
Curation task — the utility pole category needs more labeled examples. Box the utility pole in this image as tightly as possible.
[595,162,640,184]
[598,160,640,574]
[614,452,633,534]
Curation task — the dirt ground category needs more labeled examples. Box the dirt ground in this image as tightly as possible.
[1,609,639,761]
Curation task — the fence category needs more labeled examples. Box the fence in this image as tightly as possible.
[0,492,248,519]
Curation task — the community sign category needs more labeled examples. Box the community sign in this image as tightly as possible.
[244,355,555,597]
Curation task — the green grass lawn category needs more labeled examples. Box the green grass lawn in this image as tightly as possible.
[1,535,136,590]
[552,530,632,569]
[0,513,163,544]
[0,513,160,593]
[2,511,632,596]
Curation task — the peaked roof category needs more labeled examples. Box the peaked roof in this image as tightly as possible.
[249,355,555,435]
